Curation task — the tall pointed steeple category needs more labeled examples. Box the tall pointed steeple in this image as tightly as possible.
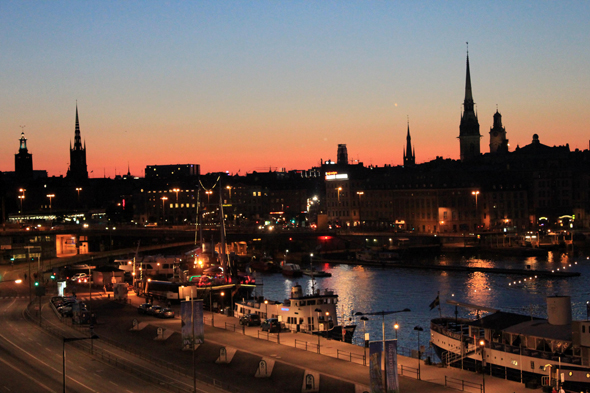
[67,103,88,181]
[73,103,83,151]
[458,43,481,162]
[403,117,415,166]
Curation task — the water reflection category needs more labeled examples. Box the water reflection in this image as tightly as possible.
[258,252,588,350]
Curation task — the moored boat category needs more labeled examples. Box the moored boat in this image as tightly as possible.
[430,296,590,391]
[233,283,356,342]
[281,263,303,277]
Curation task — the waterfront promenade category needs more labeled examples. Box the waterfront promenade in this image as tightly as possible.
[57,289,539,393]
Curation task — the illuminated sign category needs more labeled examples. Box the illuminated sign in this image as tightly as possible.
[326,173,349,180]
[281,307,290,312]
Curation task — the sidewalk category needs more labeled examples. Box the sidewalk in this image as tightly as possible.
[205,310,536,393]
[73,290,539,393]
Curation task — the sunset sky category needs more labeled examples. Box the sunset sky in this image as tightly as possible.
[1,1,589,177]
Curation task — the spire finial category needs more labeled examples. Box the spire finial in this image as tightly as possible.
[466,41,469,56]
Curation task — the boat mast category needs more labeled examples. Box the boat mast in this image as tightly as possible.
[219,179,229,277]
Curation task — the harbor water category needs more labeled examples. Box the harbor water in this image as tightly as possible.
[253,251,590,352]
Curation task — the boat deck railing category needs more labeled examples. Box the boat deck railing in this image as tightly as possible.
[432,319,583,365]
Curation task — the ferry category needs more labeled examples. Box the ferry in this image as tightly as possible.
[430,296,590,391]
[233,283,356,343]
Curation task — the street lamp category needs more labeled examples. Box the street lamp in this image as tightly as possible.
[479,339,486,393]
[264,299,268,319]
[355,308,411,390]
[18,188,26,212]
[46,194,55,212]
[414,326,424,380]
[337,187,343,202]
[356,191,364,227]
[394,322,399,340]
[161,196,168,223]
[75,187,82,204]
[315,308,322,353]
[226,185,232,200]
[472,191,480,228]
[172,188,180,202]
[360,316,369,364]
[205,190,213,205]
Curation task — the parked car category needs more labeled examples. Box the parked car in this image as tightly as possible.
[239,314,261,326]
[155,308,175,318]
[261,318,281,333]
[146,305,162,316]
[138,303,153,314]
[70,273,88,283]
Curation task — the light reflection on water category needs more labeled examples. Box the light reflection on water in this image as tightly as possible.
[255,252,590,349]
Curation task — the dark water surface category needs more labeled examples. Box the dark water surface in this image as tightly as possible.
[252,251,590,349]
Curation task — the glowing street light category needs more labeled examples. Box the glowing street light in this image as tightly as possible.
[75,187,82,203]
[394,322,399,339]
[355,308,411,390]
[337,187,343,202]
[226,185,232,200]
[18,195,25,212]
[172,188,180,202]
[357,191,364,226]
[161,196,168,222]
[46,194,55,212]
[480,339,486,393]
[205,190,213,205]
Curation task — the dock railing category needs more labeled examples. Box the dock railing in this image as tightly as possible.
[444,376,483,393]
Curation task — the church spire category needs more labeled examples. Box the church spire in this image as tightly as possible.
[73,103,82,151]
[67,103,88,180]
[458,43,481,161]
[403,117,415,166]
[464,45,474,113]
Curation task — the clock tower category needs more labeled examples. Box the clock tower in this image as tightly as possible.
[489,108,509,154]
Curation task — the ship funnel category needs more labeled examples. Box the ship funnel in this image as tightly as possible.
[291,284,303,299]
[546,296,572,326]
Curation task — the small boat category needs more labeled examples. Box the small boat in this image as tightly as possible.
[301,267,332,277]
[233,283,356,343]
[281,263,303,277]
[249,255,281,273]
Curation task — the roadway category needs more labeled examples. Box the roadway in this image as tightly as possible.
[0,279,226,393]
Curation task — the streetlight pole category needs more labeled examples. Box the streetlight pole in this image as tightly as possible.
[161,196,168,224]
[337,187,342,203]
[18,188,26,213]
[314,308,321,353]
[46,194,55,213]
[173,188,180,202]
[479,339,486,393]
[75,188,82,205]
[414,326,424,380]
[394,322,399,340]
[264,299,268,319]
[472,190,480,230]
[356,191,364,227]
[355,308,411,391]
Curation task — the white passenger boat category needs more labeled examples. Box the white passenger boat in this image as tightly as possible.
[430,296,590,391]
[233,283,356,342]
